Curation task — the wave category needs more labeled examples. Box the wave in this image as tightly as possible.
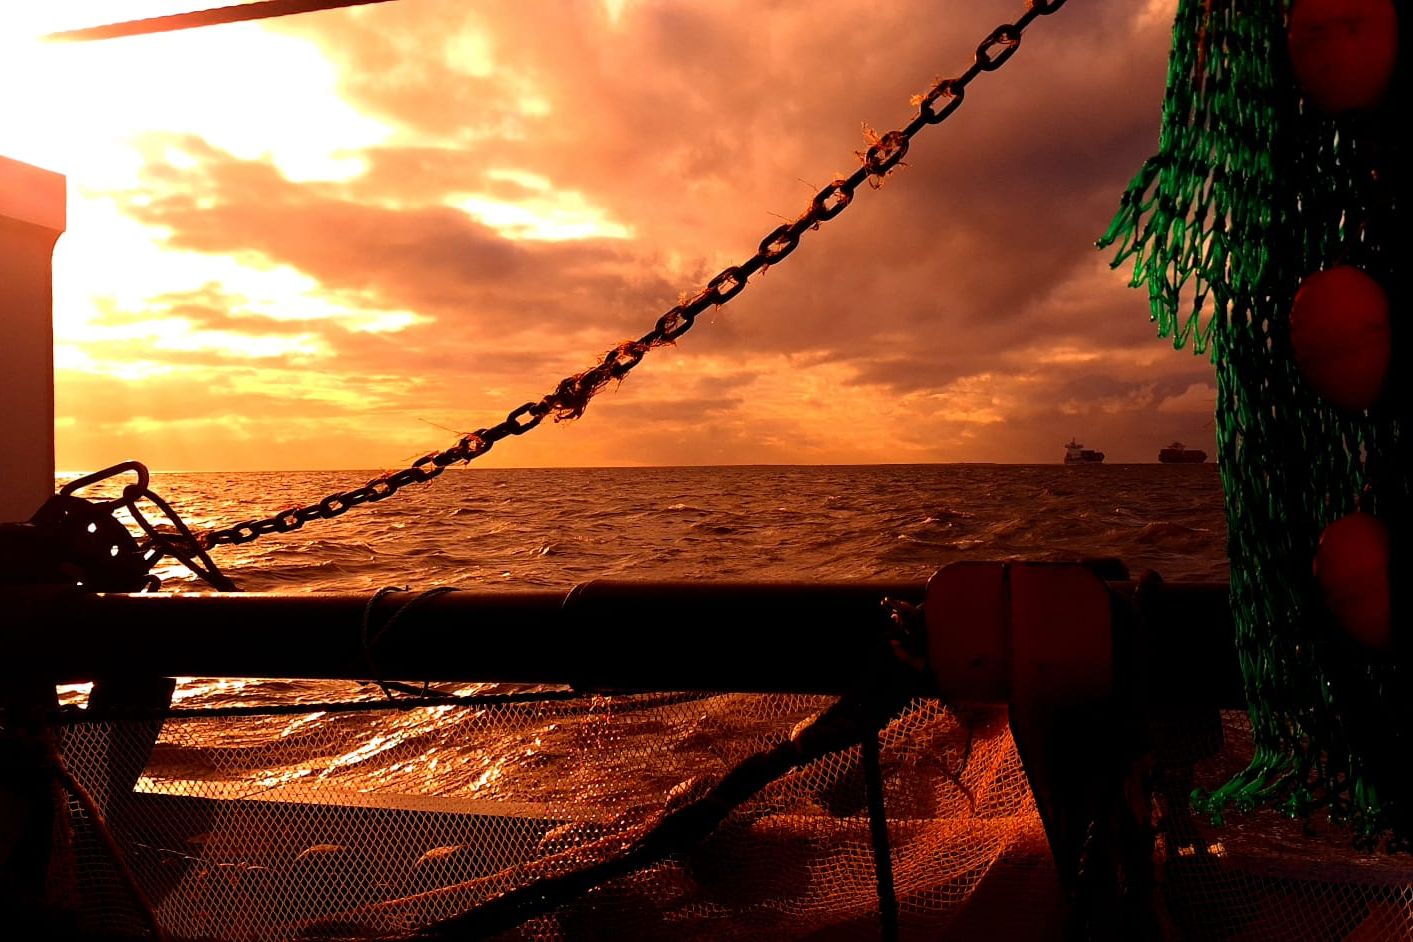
[165,464,1225,590]
[689,522,740,535]
[920,508,976,525]
[1133,521,1210,544]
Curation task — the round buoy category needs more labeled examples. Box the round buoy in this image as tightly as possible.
[1289,266,1391,412]
[1288,0,1399,113]
[1314,511,1392,651]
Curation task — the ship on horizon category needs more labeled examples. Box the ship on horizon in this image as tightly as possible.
[1063,439,1104,464]
[1158,442,1207,464]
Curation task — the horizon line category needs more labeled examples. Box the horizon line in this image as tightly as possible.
[56,459,1215,475]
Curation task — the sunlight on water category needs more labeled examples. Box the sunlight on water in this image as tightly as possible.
[61,465,1227,799]
[57,682,93,707]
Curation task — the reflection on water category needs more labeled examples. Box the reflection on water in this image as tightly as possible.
[62,463,1227,593]
[59,464,1226,794]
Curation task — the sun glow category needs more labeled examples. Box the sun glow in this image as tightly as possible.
[452,166,632,241]
[0,9,390,184]
[1,6,407,405]
[450,190,633,241]
[3,2,1196,471]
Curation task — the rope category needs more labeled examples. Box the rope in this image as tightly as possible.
[360,586,469,701]
[381,685,917,941]
[41,462,239,591]
[46,0,399,42]
[130,487,239,592]
[862,726,900,942]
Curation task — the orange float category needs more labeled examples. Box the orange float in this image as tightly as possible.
[1288,266,1391,411]
[1288,0,1400,113]
[1313,511,1392,651]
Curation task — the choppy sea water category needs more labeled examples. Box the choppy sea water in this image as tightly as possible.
[61,463,1228,803]
[117,462,1228,592]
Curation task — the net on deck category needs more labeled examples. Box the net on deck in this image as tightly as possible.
[44,684,1413,941]
[51,687,1058,941]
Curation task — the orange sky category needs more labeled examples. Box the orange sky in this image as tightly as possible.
[0,0,1214,471]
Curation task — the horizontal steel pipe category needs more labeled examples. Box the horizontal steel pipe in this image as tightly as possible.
[4,580,1241,704]
[8,581,921,692]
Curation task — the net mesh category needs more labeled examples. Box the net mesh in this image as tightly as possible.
[53,689,1060,941]
[1100,0,1411,844]
[43,688,1413,940]
[1154,710,1413,941]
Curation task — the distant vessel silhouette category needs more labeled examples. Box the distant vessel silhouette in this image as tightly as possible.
[1063,439,1104,464]
[1158,442,1207,464]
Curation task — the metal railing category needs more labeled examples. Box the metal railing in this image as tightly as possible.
[5,575,1240,705]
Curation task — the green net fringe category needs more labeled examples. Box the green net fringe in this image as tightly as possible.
[1099,0,1410,848]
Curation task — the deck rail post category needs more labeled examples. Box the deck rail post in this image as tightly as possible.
[0,154,68,928]
[0,155,66,523]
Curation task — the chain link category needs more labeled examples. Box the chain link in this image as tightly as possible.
[199,0,1068,550]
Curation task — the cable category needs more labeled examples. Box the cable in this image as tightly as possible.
[46,0,400,42]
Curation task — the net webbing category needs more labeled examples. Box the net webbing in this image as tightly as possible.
[46,688,1413,940]
[52,691,1060,941]
[1100,0,1411,846]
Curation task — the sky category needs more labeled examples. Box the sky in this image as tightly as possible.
[0,0,1217,471]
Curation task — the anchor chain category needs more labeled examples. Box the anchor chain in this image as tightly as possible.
[197,0,1068,550]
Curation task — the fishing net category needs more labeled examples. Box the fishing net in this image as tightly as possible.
[41,683,1413,941]
[51,687,1062,941]
[1100,0,1411,846]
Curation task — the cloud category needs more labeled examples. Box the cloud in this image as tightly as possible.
[122,136,669,330]
[52,0,1215,470]
[1158,382,1218,414]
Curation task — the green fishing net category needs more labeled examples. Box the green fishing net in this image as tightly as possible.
[1099,0,1409,846]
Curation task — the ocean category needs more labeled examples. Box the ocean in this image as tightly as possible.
[55,463,1234,936]
[60,461,1230,719]
[118,462,1229,593]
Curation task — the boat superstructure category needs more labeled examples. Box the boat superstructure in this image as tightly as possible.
[1063,438,1105,464]
[1159,441,1207,463]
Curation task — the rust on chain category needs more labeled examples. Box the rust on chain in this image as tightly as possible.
[199,0,1069,550]
[857,126,910,188]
